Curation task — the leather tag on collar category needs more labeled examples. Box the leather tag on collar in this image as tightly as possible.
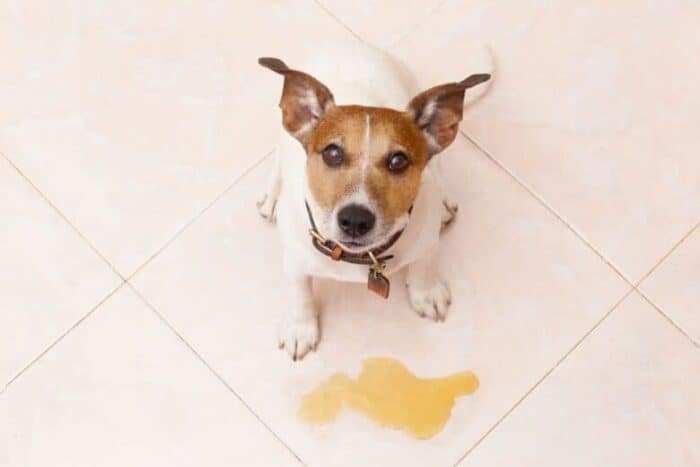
[368,270,390,299]
[330,244,343,261]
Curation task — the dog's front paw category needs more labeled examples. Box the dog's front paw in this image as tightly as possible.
[278,316,319,361]
[256,193,278,223]
[407,279,452,322]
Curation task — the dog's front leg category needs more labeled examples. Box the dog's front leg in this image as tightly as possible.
[278,275,319,361]
[256,150,282,223]
[406,249,451,322]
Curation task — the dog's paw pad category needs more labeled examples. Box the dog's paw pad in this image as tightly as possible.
[256,194,278,223]
[441,200,458,229]
[278,317,319,361]
[407,280,452,322]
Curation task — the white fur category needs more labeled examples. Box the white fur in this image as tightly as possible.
[405,245,451,321]
[293,89,323,140]
[276,275,318,361]
[258,41,494,360]
[418,99,437,127]
[361,113,371,177]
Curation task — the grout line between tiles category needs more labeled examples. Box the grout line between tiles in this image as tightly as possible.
[633,220,699,288]
[634,222,700,349]
[633,220,699,348]
[458,130,633,285]
[127,283,306,466]
[126,149,274,281]
[1,147,273,395]
[635,289,699,349]
[389,0,450,48]
[453,132,699,464]
[130,285,306,466]
[1,151,126,281]
[460,129,700,350]
[312,0,365,43]
[313,0,450,49]
[1,281,126,395]
[451,286,636,467]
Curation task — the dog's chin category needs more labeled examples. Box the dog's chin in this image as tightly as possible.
[335,224,407,255]
[336,238,375,254]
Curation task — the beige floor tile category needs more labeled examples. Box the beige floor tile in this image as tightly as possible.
[5,2,697,465]
[394,0,700,282]
[0,286,299,467]
[640,225,700,343]
[0,156,120,387]
[0,0,356,276]
[318,0,446,47]
[131,135,627,466]
[459,292,700,467]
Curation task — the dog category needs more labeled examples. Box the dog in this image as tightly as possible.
[257,42,492,360]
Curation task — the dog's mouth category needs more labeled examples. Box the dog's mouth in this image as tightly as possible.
[337,239,371,253]
[318,206,411,256]
[342,240,365,248]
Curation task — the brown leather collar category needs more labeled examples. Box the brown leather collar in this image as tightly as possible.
[304,201,410,299]
[304,201,405,266]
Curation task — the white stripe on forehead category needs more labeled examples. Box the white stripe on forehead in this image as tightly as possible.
[340,115,374,210]
[361,113,371,177]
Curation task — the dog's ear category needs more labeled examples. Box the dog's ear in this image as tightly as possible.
[406,74,490,156]
[259,57,335,145]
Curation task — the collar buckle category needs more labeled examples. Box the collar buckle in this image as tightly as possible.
[367,251,386,277]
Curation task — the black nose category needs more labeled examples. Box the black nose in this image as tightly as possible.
[337,204,376,237]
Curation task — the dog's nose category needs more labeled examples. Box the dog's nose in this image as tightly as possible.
[338,204,376,237]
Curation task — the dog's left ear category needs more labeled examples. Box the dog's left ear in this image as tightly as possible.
[407,74,490,156]
[259,57,335,145]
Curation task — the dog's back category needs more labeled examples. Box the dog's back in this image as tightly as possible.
[298,41,415,110]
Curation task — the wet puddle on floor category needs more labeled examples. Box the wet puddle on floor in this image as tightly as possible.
[299,357,479,439]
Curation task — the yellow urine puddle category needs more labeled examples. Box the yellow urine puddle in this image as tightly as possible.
[299,357,479,439]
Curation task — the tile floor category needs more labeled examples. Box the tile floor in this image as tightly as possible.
[1,1,698,466]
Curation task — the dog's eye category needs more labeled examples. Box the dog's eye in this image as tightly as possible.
[321,144,344,167]
[386,151,410,173]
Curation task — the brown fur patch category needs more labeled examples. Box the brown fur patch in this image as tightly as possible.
[408,73,491,155]
[306,106,428,223]
[259,57,335,144]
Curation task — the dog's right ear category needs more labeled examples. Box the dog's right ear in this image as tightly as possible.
[259,57,335,145]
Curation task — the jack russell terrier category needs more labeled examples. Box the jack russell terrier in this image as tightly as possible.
[257,42,492,360]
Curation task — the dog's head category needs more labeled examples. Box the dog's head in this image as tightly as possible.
[260,57,489,253]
